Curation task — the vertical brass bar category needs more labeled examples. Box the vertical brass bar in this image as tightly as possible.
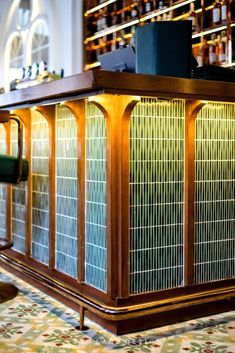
[5,122,12,241]
[184,100,204,286]
[90,94,138,298]
[79,306,85,330]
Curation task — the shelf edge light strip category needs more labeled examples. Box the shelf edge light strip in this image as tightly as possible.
[85,19,139,43]
[85,0,117,15]
[85,62,101,70]
[192,25,227,38]
[139,0,195,22]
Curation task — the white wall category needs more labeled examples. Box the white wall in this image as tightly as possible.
[0,0,84,90]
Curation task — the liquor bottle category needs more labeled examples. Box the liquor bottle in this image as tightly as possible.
[196,44,203,66]
[96,10,103,32]
[212,0,221,25]
[158,0,167,10]
[232,28,235,61]
[94,38,100,58]
[86,16,96,37]
[188,2,197,32]
[119,30,127,48]
[202,38,210,65]
[111,32,118,51]
[126,1,132,21]
[230,0,235,21]
[221,0,227,24]
[209,33,217,64]
[153,0,158,9]
[143,0,154,13]
[102,37,107,53]
[86,0,95,9]
[129,25,136,46]
[111,3,121,25]
[162,13,168,20]
[218,31,227,63]
[203,6,212,28]
[131,1,139,19]
[101,8,108,30]
[121,0,131,22]
[106,34,112,52]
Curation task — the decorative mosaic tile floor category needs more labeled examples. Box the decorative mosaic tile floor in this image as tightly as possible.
[0,266,235,353]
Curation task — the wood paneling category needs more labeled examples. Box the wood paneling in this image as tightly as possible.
[89,94,138,298]
[184,101,204,286]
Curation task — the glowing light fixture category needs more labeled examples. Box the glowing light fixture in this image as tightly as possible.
[85,19,139,43]
[192,25,227,38]
[85,0,117,15]
[84,61,101,71]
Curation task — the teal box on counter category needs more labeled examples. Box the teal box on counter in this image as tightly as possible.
[135,21,192,78]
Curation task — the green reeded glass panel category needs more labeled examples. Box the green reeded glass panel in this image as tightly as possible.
[85,102,107,292]
[195,102,235,283]
[31,111,49,264]
[55,105,78,278]
[0,125,6,237]
[129,98,185,294]
[11,121,27,254]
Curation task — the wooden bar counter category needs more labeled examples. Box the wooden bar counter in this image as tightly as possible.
[0,70,234,334]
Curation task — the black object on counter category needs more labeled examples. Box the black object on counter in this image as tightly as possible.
[98,46,136,73]
[192,65,235,82]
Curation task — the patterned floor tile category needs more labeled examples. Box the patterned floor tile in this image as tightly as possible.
[0,267,235,353]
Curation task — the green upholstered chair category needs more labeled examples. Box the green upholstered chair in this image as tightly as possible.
[0,110,29,303]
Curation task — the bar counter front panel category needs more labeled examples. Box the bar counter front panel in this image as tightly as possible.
[0,71,234,334]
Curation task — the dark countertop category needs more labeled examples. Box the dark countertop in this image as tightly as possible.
[0,69,234,110]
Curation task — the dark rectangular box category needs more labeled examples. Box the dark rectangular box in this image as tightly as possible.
[135,21,192,78]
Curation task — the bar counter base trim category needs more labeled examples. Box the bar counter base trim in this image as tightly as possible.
[1,253,234,334]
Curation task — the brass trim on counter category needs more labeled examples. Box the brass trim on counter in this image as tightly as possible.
[1,253,235,321]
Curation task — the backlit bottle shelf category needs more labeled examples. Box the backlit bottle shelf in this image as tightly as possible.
[85,0,197,43]
[84,0,235,69]
[222,62,235,67]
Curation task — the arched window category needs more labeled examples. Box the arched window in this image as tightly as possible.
[30,21,49,65]
[9,34,24,83]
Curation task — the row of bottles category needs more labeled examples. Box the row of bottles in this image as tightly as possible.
[87,0,175,35]
[195,30,228,66]
[84,0,235,67]
[87,26,231,67]
[86,0,235,36]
